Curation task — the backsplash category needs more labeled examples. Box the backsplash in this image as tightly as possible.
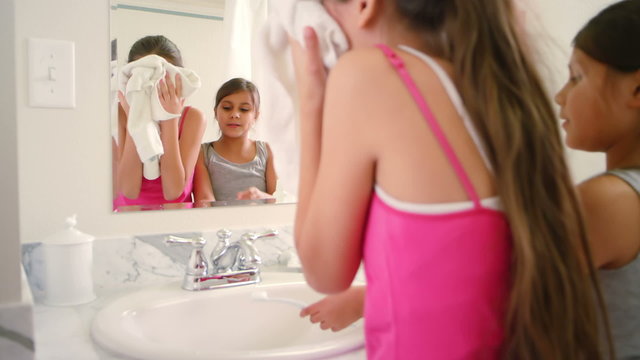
[22,225,297,304]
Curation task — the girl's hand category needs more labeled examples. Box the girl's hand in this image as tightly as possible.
[158,72,185,115]
[290,26,327,119]
[236,186,274,200]
[300,286,365,332]
[117,90,130,117]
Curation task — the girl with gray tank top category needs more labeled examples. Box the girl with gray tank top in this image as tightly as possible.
[555,1,640,358]
[192,78,277,202]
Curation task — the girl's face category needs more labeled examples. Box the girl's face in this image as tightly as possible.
[555,49,636,152]
[215,91,258,139]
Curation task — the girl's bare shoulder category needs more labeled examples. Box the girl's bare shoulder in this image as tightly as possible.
[579,173,638,201]
[327,47,398,93]
[579,173,640,267]
[578,173,640,220]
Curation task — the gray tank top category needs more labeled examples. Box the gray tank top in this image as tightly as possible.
[203,140,268,201]
[599,168,640,359]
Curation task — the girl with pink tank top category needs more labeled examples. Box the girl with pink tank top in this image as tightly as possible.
[113,35,206,211]
[293,1,612,359]
[360,44,511,359]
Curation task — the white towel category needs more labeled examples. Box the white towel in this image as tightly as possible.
[252,0,348,196]
[269,0,348,69]
[118,55,201,180]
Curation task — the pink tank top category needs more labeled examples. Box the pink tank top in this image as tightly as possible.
[362,45,511,359]
[113,107,195,209]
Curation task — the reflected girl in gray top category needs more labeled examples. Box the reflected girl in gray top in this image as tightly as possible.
[193,78,277,202]
[555,0,640,358]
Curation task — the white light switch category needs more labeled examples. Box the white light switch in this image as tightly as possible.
[28,38,76,108]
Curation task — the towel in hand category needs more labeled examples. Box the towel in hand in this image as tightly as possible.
[269,0,348,69]
[252,0,349,196]
[118,55,201,180]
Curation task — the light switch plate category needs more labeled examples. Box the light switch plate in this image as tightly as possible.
[28,38,76,108]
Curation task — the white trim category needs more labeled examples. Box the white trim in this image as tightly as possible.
[375,185,502,214]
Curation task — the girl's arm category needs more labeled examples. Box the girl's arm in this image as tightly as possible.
[578,175,640,268]
[157,74,207,201]
[265,142,278,195]
[292,28,375,294]
[192,146,215,202]
[115,97,143,199]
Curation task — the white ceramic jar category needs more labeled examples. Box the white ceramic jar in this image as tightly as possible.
[41,215,95,306]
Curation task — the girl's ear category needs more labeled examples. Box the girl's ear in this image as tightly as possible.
[356,0,379,28]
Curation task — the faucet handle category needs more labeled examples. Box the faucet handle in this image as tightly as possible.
[241,229,279,242]
[237,238,261,270]
[165,235,206,248]
[235,229,277,270]
[164,235,208,276]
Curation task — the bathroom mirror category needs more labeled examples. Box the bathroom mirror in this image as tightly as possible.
[110,0,299,212]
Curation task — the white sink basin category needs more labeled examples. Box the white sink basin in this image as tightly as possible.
[91,273,364,359]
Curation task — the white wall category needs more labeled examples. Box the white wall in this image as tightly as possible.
[13,0,295,247]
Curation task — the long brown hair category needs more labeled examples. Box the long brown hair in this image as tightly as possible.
[388,0,611,358]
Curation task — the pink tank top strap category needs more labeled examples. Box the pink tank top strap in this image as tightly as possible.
[376,44,482,209]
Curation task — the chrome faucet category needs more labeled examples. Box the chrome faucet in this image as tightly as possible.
[165,229,279,291]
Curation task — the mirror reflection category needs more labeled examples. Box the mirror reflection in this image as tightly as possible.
[110,0,298,212]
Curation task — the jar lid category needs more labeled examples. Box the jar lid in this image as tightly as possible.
[42,215,94,246]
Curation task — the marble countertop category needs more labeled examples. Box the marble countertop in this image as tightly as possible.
[22,226,365,360]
